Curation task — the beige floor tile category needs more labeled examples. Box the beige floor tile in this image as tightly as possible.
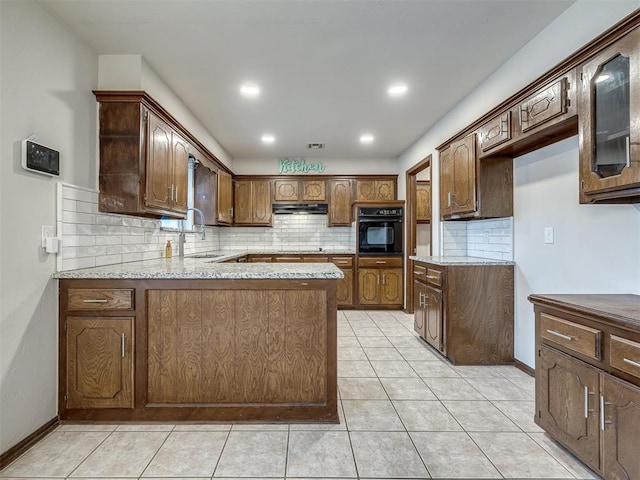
[470,432,575,478]
[0,432,109,478]
[116,424,175,431]
[396,346,442,361]
[388,335,427,348]
[442,400,520,432]
[357,336,393,348]
[289,400,348,431]
[409,359,460,378]
[370,360,418,377]
[173,423,233,431]
[393,400,463,431]
[492,400,544,432]
[529,432,599,479]
[348,319,378,328]
[378,327,414,337]
[466,377,533,400]
[338,336,362,347]
[352,326,385,337]
[350,431,428,478]
[506,374,536,397]
[411,431,501,478]
[338,360,376,378]
[339,377,388,399]
[286,431,357,477]
[338,346,368,361]
[231,423,289,431]
[364,347,405,361]
[451,365,505,378]
[342,399,405,431]
[214,431,287,477]
[367,311,397,321]
[337,326,356,337]
[379,377,437,400]
[493,364,534,379]
[423,377,485,400]
[142,431,228,477]
[70,431,169,477]
[56,424,118,432]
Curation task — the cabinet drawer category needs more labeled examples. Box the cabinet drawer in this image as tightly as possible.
[479,111,511,152]
[610,335,640,380]
[68,289,134,310]
[540,313,602,360]
[273,256,303,263]
[414,263,427,278]
[358,257,403,268]
[302,256,329,263]
[331,256,353,267]
[426,268,443,287]
[519,77,568,132]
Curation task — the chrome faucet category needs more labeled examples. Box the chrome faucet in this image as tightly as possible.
[178,207,206,257]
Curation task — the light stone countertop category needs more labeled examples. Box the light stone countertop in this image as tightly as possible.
[53,256,344,280]
[410,255,515,266]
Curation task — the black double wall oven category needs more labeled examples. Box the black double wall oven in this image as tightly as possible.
[357,206,403,256]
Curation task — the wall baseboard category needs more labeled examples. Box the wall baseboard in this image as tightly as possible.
[0,417,59,470]
[514,359,535,377]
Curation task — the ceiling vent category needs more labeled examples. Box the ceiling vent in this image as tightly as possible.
[307,143,325,150]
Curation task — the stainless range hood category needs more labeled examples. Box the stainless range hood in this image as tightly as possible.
[272,203,328,215]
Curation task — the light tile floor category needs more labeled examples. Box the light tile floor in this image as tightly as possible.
[1,310,599,479]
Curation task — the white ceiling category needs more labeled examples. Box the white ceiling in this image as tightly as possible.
[40,0,575,160]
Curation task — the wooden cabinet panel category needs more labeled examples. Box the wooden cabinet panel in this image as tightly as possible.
[358,256,403,268]
[424,285,443,352]
[413,280,426,337]
[336,268,353,307]
[519,78,569,132]
[68,289,133,311]
[538,345,600,470]
[194,163,218,225]
[376,180,395,201]
[602,374,640,480]
[416,181,431,222]
[66,317,134,409]
[358,269,380,305]
[233,179,272,226]
[479,111,511,152]
[274,179,299,201]
[448,134,477,216]
[233,180,252,224]
[357,262,403,307]
[380,268,403,305]
[146,113,173,210]
[439,147,453,217]
[217,170,233,225]
[610,335,640,380]
[540,313,602,360]
[147,289,327,404]
[328,179,352,226]
[171,132,189,214]
[578,27,640,203]
[302,180,326,201]
[356,179,396,201]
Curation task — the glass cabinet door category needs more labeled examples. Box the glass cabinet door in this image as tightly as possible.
[579,27,640,202]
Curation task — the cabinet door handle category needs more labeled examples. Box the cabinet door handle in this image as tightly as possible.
[545,329,572,341]
[121,333,126,358]
[174,185,178,202]
[447,192,452,207]
[623,358,640,369]
[375,261,386,264]
[584,386,589,419]
[626,136,631,167]
[168,185,173,202]
[82,299,108,303]
[519,106,528,126]
[382,274,386,285]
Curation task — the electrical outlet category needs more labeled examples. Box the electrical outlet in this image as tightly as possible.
[41,225,55,248]
[544,226,554,244]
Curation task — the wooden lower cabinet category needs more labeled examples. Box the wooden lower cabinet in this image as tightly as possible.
[424,284,443,352]
[357,268,403,307]
[530,294,640,480]
[336,268,353,307]
[66,317,134,409]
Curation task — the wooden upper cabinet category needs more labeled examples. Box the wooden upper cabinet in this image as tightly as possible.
[273,179,299,202]
[519,78,570,133]
[171,131,189,214]
[478,111,511,153]
[356,179,396,201]
[234,179,272,226]
[274,178,326,202]
[302,180,326,201]
[328,179,352,226]
[440,134,477,218]
[578,26,640,203]
[217,170,233,225]
[194,162,218,225]
[145,113,173,210]
[416,181,431,222]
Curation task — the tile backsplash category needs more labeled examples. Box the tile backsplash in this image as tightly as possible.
[56,183,355,271]
[442,218,513,260]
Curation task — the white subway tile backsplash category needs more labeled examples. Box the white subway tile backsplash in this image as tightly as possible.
[442,217,513,260]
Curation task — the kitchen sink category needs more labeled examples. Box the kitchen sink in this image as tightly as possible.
[188,253,225,259]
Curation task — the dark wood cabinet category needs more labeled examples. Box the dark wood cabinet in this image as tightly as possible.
[302,179,326,201]
[355,179,396,201]
[328,179,353,226]
[529,294,640,480]
[273,179,299,202]
[217,170,233,225]
[413,275,426,338]
[234,179,272,225]
[439,134,513,220]
[519,77,570,133]
[478,111,512,153]
[416,181,431,222]
[194,162,218,225]
[413,260,513,364]
[578,26,640,203]
[356,256,403,308]
[332,256,354,308]
[273,179,326,202]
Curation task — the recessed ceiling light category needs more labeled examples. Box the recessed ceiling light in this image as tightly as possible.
[261,134,275,144]
[360,134,374,144]
[387,83,408,97]
[240,83,260,98]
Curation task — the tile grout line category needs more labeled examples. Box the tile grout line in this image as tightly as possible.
[210,427,232,479]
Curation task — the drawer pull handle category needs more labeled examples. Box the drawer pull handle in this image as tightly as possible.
[584,386,588,419]
[82,299,109,303]
[546,329,572,341]
[375,261,386,264]
[426,275,439,281]
[121,333,126,358]
[623,358,640,369]
[600,395,604,430]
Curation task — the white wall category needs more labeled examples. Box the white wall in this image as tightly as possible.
[514,137,640,364]
[0,1,98,453]
[397,0,640,367]
[233,157,398,176]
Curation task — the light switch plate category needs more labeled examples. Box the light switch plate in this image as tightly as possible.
[544,226,554,244]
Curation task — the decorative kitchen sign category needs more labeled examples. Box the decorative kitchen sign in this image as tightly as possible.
[278,158,325,174]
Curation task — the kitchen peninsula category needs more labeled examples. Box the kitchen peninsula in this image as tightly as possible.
[54,256,341,423]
